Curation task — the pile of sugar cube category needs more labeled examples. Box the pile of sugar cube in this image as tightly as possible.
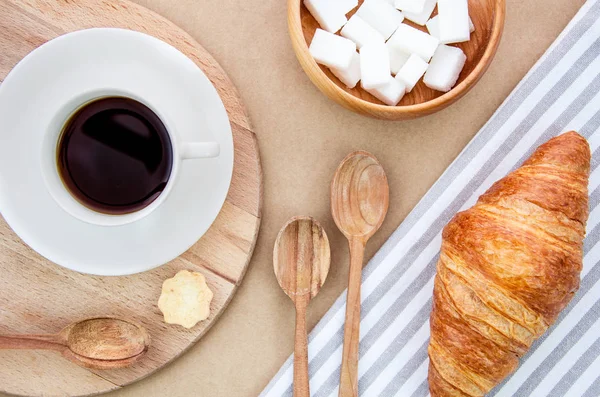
[307,0,473,106]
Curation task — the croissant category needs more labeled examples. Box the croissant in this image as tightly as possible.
[428,131,591,397]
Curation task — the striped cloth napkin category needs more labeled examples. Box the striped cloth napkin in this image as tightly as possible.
[262,1,600,396]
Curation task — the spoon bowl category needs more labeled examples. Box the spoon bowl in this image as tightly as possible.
[63,317,150,367]
[331,151,389,239]
[274,216,331,301]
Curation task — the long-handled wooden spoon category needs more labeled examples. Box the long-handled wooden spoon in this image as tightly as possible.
[274,216,331,397]
[331,151,389,397]
[0,317,150,369]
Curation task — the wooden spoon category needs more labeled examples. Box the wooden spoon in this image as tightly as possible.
[274,216,331,397]
[331,151,389,397]
[0,317,150,369]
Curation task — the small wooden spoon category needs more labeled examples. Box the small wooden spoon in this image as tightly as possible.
[274,216,331,397]
[331,151,389,397]
[0,317,150,369]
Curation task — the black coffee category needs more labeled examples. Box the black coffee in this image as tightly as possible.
[57,97,173,215]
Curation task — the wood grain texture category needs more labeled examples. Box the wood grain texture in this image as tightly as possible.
[0,317,149,370]
[293,295,310,397]
[0,0,262,396]
[330,152,389,397]
[274,217,331,302]
[428,132,590,396]
[337,238,365,397]
[273,217,331,397]
[288,0,506,120]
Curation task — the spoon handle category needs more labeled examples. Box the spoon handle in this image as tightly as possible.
[294,295,310,397]
[0,334,65,351]
[339,238,366,397]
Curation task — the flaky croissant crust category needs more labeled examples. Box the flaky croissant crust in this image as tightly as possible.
[428,131,591,397]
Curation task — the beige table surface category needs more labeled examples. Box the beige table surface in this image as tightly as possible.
[0,0,587,396]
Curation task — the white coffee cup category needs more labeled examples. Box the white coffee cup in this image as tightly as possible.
[40,89,220,227]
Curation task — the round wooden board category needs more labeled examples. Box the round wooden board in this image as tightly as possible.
[0,1,262,396]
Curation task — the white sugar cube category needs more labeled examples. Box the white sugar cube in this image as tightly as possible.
[304,0,347,33]
[394,0,427,14]
[403,0,437,25]
[359,42,391,89]
[356,0,405,39]
[395,54,428,92]
[438,0,470,44]
[388,23,440,62]
[387,42,410,75]
[426,16,442,39]
[427,15,475,43]
[331,52,361,88]
[339,0,359,14]
[423,44,466,92]
[341,15,385,49]
[309,29,356,70]
[366,76,406,106]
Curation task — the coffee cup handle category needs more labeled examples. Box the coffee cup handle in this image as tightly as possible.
[181,142,220,159]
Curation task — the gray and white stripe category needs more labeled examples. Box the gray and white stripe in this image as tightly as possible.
[262,1,600,395]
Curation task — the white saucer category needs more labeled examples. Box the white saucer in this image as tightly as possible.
[0,28,234,276]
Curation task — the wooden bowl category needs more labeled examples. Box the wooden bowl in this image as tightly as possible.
[288,0,506,120]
